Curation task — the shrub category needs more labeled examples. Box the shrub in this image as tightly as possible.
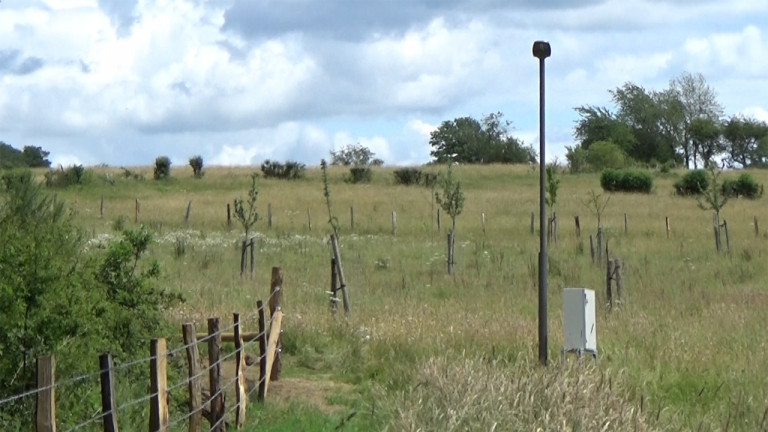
[346,166,372,184]
[393,168,423,186]
[722,173,764,199]
[674,169,709,195]
[566,145,589,173]
[260,159,306,180]
[44,165,89,187]
[587,140,627,170]
[600,169,653,193]
[189,155,204,178]
[154,156,171,180]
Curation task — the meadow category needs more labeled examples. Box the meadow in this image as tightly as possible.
[50,164,768,431]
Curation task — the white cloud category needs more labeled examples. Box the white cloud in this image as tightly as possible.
[210,145,259,166]
[740,106,768,123]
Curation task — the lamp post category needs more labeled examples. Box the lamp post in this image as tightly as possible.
[532,40,551,366]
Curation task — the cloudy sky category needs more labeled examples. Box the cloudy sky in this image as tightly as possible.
[1,0,767,168]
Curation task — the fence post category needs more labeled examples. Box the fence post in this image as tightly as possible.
[267,203,273,229]
[481,213,486,235]
[233,313,247,429]
[135,199,140,223]
[606,259,614,309]
[256,301,267,402]
[36,355,56,432]
[624,213,628,234]
[149,338,169,432]
[713,212,721,253]
[755,216,759,238]
[240,240,246,276]
[249,238,255,277]
[589,234,595,263]
[269,267,283,381]
[596,228,603,266]
[100,195,104,219]
[226,204,232,231]
[614,259,623,303]
[437,208,441,232]
[331,235,351,315]
[446,232,455,275]
[307,208,312,231]
[350,206,354,230]
[330,258,339,313]
[182,323,203,432]
[665,216,670,239]
[207,318,224,432]
[185,200,192,225]
[99,353,119,432]
[530,211,535,234]
[391,211,397,236]
[575,215,581,237]
[723,219,731,255]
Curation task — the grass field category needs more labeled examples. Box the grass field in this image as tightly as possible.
[48,164,768,430]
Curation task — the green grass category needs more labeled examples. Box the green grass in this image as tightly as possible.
[36,164,768,430]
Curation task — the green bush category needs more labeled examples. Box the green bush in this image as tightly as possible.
[722,173,764,199]
[154,156,171,180]
[44,165,89,187]
[393,168,423,186]
[260,159,306,180]
[347,166,372,184]
[674,169,709,195]
[189,155,204,178]
[600,169,653,193]
[587,140,627,170]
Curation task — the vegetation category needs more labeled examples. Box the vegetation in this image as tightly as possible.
[233,172,260,240]
[0,142,51,169]
[721,172,764,199]
[674,169,709,195]
[600,168,653,193]
[189,155,204,178]
[153,156,171,180]
[260,159,306,180]
[429,112,536,164]
[44,165,88,187]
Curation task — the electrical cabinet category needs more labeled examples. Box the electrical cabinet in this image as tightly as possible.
[562,288,597,357]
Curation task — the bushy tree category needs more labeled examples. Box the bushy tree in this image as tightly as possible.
[722,115,768,168]
[330,144,384,166]
[22,146,51,168]
[154,156,171,180]
[234,173,260,239]
[586,140,628,170]
[189,155,204,178]
[429,112,536,164]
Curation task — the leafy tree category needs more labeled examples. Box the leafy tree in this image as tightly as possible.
[573,105,637,155]
[697,164,728,220]
[189,155,204,178]
[233,173,260,240]
[565,145,589,173]
[22,146,51,168]
[429,112,536,164]
[154,156,171,180]
[585,140,628,170]
[330,144,384,166]
[722,115,768,168]
[669,72,724,168]
[435,164,465,274]
[687,117,723,167]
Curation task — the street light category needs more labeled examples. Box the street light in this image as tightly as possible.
[532,40,550,366]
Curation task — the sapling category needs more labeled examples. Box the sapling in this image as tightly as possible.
[435,164,465,274]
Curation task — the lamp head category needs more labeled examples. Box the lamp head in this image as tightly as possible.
[532,41,551,59]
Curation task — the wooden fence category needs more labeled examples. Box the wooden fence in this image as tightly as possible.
[7,267,285,432]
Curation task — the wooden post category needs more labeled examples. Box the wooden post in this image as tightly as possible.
[597,228,603,266]
[36,355,56,432]
[233,313,247,429]
[149,338,169,432]
[182,323,203,432]
[240,240,246,276]
[530,211,535,234]
[665,216,670,239]
[614,259,623,303]
[269,267,283,381]
[723,219,731,255]
[100,195,104,219]
[350,206,354,230]
[624,213,628,234]
[249,238,255,277]
[589,234,595,263]
[330,258,339,313]
[185,200,192,225]
[575,215,580,237]
[263,310,283,399]
[135,198,140,223]
[330,235,351,315]
[391,211,397,236]
[447,232,454,275]
[436,208,441,232]
[307,208,312,231]
[481,213,486,235]
[713,212,721,253]
[553,212,558,244]
[227,204,232,231]
[755,216,759,238]
[99,353,119,432]
[207,318,224,432]
[606,259,614,309]
[268,203,273,229]
[256,301,267,402]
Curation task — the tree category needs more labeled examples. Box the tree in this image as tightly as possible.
[687,117,723,167]
[22,146,51,168]
[330,143,384,166]
[585,140,628,170]
[429,112,536,164]
[154,156,171,180]
[669,72,724,168]
[573,105,637,155]
[435,164,465,274]
[233,173,260,240]
[722,115,768,168]
[189,155,204,178]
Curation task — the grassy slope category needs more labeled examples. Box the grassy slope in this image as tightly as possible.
[47,164,768,431]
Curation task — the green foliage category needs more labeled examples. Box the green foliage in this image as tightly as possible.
[600,168,653,193]
[121,167,145,181]
[320,159,340,235]
[393,168,423,186]
[722,115,768,168]
[545,163,560,211]
[44,165,89,188]
[697,165,728,217]
[586,140,628,170]
[153,156,171,180]
[330,144,383,167]
[0,142,51,169]
[721,173,764,199]
[189,155,204,178]
[565,145,589,173]
[674,169,709,195]
[583,189,611,230]
[346,166,372,184]
[435,164,465,233]
[22,146,52,168]
[233,173,260,239]
[260,159,306,180]
[429,112,536,164]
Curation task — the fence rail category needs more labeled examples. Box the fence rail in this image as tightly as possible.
[1,267,285,432]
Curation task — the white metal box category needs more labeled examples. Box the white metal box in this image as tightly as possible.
[562,288,597,355]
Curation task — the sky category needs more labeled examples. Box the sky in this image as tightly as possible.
[1,0,767,168]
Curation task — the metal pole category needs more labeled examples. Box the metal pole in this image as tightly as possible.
[533,40,551,367]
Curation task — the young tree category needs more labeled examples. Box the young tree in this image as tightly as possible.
[435,164,465,274]
[189,155,204,178]
[233,173,260,240]
[154,156,171,180]
[545,162,561,244]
